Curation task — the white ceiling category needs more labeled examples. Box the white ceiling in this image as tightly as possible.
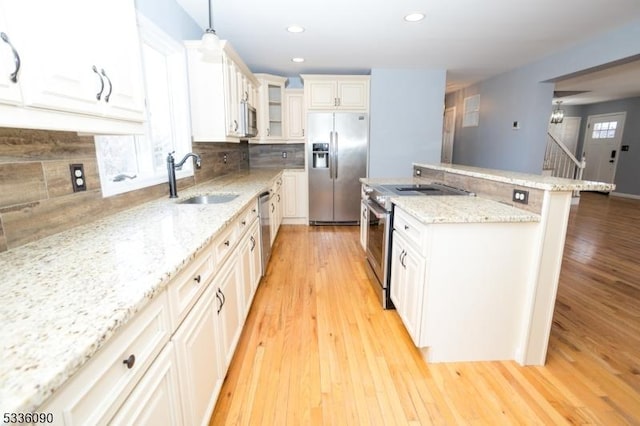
[176,0,640,100]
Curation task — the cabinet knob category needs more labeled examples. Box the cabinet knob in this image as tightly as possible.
[123,354,136,369]
[241,220,247,226]
[193,274,201,283]
[224,240,230,247]
[404,224,409,231]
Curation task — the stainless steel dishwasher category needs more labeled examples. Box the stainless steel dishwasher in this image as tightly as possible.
[258,191,272,275]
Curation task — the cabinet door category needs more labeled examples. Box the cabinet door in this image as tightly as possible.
[4,0,101,115]
[284,90,304,140]
[0,2,22,105]
[306,80,337,110]
[249,221,262,295]
[336,80,369,110]
[217,258,243,371]
[282,173,298,217]
[239,233,253,318]
[223,57,240,137]
[110,343,183,426]
[390,232,425,346]
[360,201,368,251]
[174,284,222,426]
[95,0,145,121]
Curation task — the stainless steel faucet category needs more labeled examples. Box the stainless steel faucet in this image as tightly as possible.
[167,151,202,198]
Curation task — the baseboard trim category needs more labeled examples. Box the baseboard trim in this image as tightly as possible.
[610,191,640,200]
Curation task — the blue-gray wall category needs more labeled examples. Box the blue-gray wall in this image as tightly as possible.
[447,18,640,175]
[134,0,201,40]
[369,69,446,178]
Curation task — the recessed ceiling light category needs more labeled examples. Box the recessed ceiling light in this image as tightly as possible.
[291,57,305,63]
[404,12,425,22]
[287,25,305,33]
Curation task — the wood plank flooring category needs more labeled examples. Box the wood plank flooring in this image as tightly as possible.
[210,192,640,425]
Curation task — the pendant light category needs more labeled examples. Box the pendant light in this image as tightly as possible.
[201,0,220,53]
[550,101,564,124]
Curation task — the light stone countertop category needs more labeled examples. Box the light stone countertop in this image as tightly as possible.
[392,196,540,224]
[414,163,615,191]
[0,169,282,414]
[360,177,540,224]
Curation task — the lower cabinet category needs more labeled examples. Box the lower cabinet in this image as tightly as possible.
[389,231,426,346]
[359,200,368,251]
[173,281,223,426]
[110,342,183,426]
[282,170,308,225]
[38,198,265,425]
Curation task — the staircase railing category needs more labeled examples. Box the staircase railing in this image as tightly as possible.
[543,132,585,179]
[543,132,585,197]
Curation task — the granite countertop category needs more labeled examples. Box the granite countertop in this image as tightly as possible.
[360,177,540,224]
[415,162,615,192]
[0,169,282,414]
[392,196,540,224]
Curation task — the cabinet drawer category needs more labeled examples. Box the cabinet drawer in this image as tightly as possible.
[167,244,214,330]
[394,207,429,254]
[41,292,171,425]
[237,201,259,236]
[214,223,239,265]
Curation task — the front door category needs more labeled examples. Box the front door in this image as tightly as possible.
[582,112,626,184]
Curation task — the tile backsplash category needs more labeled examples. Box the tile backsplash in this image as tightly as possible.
[0,129,251,252]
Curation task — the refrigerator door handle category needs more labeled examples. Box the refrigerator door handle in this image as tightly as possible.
[334,131,338,179]
[329,131,334,179]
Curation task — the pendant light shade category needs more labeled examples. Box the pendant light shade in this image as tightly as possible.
[200,0,220,53]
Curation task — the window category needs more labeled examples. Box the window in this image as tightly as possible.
[95,14,192,197]
[462,94,480,127]
[592,121,617,139]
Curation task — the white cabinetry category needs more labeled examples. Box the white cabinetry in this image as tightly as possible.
[0,0,145,133]
[284,88,305,141]
[110,343,183,426]
[301,75,369,111]
[282,170,308,225]
[174,277,222,426]
[270,176,283,245]
[240,219,262,318]
[185,40,259,142]
[359,200,368,250]
[389,229,426,346]
[254,73,286,142]
[40,292,171,425]
[389,204,538,363]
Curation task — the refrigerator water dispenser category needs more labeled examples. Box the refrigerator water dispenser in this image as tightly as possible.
[312,143,329,168]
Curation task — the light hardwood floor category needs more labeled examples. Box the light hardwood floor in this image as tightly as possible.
[210,192,640,425]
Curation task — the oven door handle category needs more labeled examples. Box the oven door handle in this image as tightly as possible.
[366,199,388,219]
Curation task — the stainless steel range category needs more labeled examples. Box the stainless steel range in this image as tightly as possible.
[363,182,473,309]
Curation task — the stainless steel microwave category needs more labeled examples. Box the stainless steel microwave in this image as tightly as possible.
[239,100,258,138]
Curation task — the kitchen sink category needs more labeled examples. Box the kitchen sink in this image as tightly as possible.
[178,193,240,204]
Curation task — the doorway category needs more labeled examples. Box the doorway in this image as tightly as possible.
[582,112,626,184]
[442,107,456,163]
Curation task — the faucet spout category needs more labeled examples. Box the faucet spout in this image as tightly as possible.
[167,152,202,198]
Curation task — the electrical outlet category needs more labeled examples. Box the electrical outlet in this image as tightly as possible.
[512,189,529,204]
[282,152,287,159]
[223,153,228,164]
[70,164,86,192]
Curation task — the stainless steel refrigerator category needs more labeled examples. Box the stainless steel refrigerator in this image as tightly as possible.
[308,112,368,224]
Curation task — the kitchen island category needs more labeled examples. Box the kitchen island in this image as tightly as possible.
[362,163,613,367]
[0,169,281,418]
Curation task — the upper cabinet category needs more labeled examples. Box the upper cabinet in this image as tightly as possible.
[0,0,145,133]
[284,88,304,141]
[253,73,286,143]
[301,75,370,111]
[185,40,259,143]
